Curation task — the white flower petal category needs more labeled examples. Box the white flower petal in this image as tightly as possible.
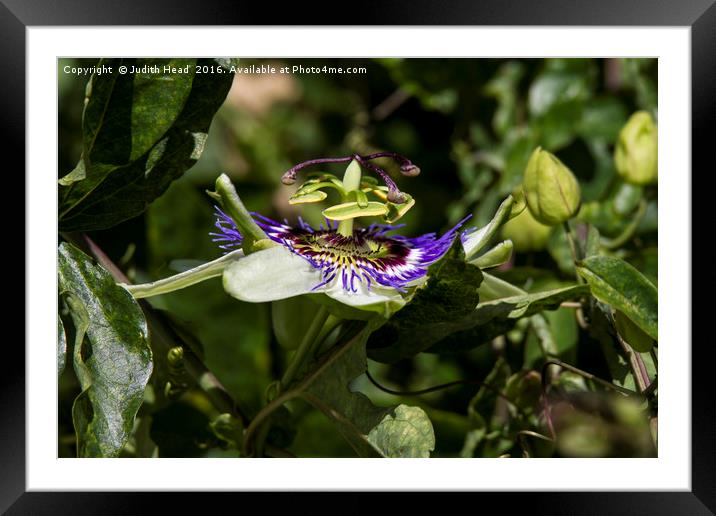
[323,280,406,317]
[223,246,322,302]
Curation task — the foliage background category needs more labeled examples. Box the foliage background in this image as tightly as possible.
[58,58,657,458]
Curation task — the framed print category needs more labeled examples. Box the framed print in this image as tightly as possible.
[5,0,712,512]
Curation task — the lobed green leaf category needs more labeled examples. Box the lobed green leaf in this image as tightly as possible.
[58,243,153,457]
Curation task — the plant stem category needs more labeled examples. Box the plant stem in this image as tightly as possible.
[280,306,330,390]
[615,332,652,393]
[243,390,301,456]
[243,321,367,456]
[542,358,637,397]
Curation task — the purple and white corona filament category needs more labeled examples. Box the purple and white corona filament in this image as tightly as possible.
[211,207,469,294]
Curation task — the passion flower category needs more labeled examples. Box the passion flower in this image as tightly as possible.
[123,152,510,317]
[213,207,467,295]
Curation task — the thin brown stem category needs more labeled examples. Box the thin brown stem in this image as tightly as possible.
[543,358,637,397]
[615,332,652,393]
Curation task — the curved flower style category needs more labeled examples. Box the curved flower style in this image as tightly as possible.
[212,207,469,294]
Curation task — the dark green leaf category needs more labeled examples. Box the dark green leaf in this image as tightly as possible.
[499,129,538,194]
[59,58,236,231]
[528,71,590,118]
[58,242,153,457]
[424,274,588,355]
[367,241,483,363]
[483,61,525,137]
[528,68,593,150]
[547,227,575,275]
[577,255,657,340]
[578,97,628,142]
[612,183,643,216]
[614,311,654,353]
[543,308,579,362]
[583,224,601,258]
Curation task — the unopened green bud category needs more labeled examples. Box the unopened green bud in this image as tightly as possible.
[614,111,658,185]
[523,147,581,226]
[501,208,552,252]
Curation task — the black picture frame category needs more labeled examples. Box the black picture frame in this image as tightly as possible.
[6,0,711,513]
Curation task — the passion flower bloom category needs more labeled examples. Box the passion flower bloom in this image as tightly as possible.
[124,153,515,317]
[211,207,469,295]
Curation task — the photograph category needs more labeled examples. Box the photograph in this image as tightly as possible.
[57,56,659,460]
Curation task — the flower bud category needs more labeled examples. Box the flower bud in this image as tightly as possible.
[523,147,582,226]
[501,208,552,252]
[614,111,658,185]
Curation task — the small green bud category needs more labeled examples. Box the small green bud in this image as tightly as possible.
[501,208,552,252]
[614,111,658,185]
[523,147,581,226]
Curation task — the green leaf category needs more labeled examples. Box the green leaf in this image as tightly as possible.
[499,128,539,194]
[424,274,589,355]
[614,310,655,353]
[528,70,591,117]
[367,240,483,363]
[578,97,628,142]
[528,68,593,150]
[367,405,435,458]
[577,255,657,340]
[298,322,434,457]
[483,61,524,138]
[59,58,236,231]
[58,316,67,377]
[322,201,389,221]
[583,224,601,258]
[58,243,153,457]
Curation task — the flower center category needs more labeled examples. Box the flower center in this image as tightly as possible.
[285,228,407,267]
[300,232,390,259]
